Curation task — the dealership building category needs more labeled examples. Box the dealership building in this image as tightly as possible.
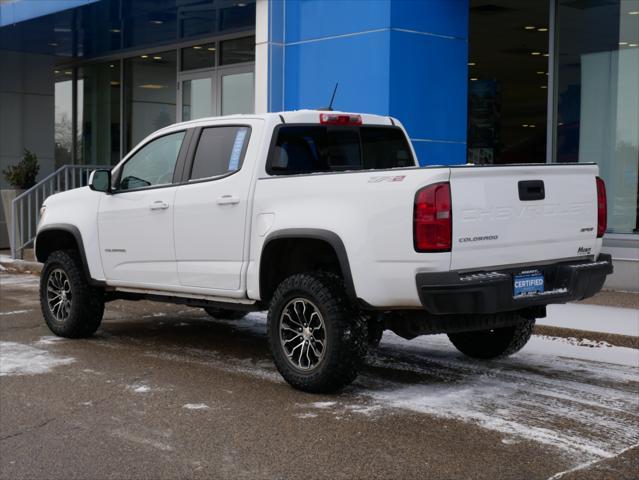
[0,0,637,290]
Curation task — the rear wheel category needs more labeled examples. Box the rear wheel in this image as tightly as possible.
[447,314,535,359]
[40,250,104,338]
[267,272,367,393]
[203,307,246,320]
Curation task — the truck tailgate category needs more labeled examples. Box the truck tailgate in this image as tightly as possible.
[449,164,599,271]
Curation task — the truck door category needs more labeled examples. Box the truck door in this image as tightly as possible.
[98,130,189,287]
[173,120,261,292]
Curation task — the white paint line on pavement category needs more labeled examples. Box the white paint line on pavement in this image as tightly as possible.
[0,341,74,376]
[541,303,639,337]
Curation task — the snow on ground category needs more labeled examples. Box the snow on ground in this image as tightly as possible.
[540,303,639,337]
[182,403,210,410]
[0,341,74,376]
[0,309,31,316]
[0,272,39,288]
[215,312,639,462]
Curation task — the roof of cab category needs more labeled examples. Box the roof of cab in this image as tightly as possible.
[157,109,394,134]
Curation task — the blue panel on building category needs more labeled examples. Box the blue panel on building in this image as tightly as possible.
[284,30,391,114]
[284,0,390,43]
[390,0,469,39]
[412,140,467,167]
[268,0,469,166]
[389,30,468,143]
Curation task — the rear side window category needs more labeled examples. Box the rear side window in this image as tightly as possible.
[189,126,251,181]
[267,126,413,175]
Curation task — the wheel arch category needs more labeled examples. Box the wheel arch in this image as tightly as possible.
[35,224,102,286]
[259,229,356,304]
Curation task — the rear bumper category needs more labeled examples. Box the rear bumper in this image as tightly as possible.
[416,254,613,315]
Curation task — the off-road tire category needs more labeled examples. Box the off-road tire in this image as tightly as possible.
[40,249,104,338]
[267,272,367,393]
[366,314,384,348]
[447,314,535,359]
[203,307,247,320]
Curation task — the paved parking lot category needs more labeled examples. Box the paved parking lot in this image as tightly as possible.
[1,271,638,480]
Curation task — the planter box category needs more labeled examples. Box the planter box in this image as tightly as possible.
[1,189,24,253]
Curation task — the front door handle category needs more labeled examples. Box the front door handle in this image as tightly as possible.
[216,195,240,206]
[149,201,169,210]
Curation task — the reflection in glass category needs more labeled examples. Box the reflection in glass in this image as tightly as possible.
[182,77,213,121]
[222,71,254,115]
[556,0,639,233]
[54,71,73,168]
[181,43,216,71]
[467,0,549,164]
[78,62,121,165]
[125,51,177,152]
[220,36,255,65]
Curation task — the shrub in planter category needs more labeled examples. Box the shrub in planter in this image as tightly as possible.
[2,149,40,189]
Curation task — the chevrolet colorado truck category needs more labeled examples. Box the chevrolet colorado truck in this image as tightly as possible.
[35,110,613,392]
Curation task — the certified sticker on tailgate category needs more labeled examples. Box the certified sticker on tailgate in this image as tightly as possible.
[513,270,544,297]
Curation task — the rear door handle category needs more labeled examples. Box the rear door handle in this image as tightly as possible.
[149,201,169,210]
[216,195,240,206]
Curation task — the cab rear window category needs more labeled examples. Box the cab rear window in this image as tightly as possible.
[267,125,414,175]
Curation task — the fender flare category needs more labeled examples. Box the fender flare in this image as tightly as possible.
[261,228,357,300]
[35,223,104,287]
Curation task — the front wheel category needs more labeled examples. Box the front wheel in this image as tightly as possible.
[267,273,367,393]
[40,250,104,338]
[447,314,535,359]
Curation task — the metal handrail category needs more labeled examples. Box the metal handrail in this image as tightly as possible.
[10,164,108,259]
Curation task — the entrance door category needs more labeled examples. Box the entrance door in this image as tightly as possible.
[178,70,215,122]
[217,65,254,116]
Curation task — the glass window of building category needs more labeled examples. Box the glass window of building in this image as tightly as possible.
[54,70,74,168]
[125,50,177,152]
[468,1,550,164]
[77,62,121,165]
[556,0,639,233]
[221,70,254,115]
[220,36,255,65]
[181,42,216,71]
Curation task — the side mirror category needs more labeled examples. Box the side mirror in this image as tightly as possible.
[89,169,112,193]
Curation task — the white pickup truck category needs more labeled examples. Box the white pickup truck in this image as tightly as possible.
[35,110,612,392]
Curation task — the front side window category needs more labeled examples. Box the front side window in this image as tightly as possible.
[118,131,185,191]
[268,126,414,175]
[189,126,250,180]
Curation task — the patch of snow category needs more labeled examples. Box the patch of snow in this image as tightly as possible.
[295,412,318,419]
[359,332,639,461]
[0,273,39,287]
[128,383,152,393]
[35,336,65,345]
[79,401,93,406]
[309,401,337,409]
[182,403,209,410]
[0,341,74,376]
[541,303,639,337]
[0,309,31,316]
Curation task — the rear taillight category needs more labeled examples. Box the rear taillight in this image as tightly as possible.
[319,113,362,125]
[414,182,452,252]
[596,176,607,238]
